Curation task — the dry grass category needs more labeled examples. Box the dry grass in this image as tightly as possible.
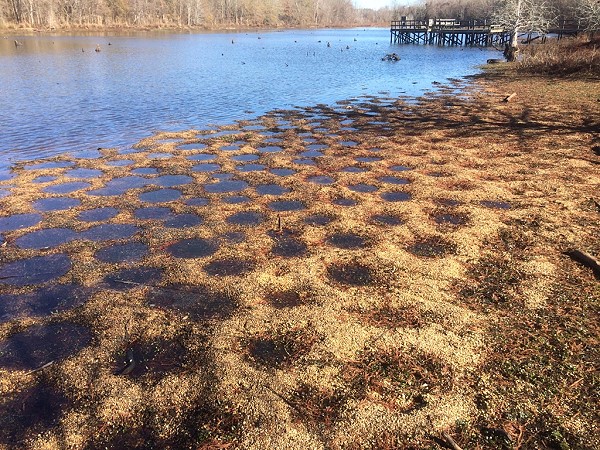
[0,64,599,449]
[518,35,600,76]
[344,346,454,411]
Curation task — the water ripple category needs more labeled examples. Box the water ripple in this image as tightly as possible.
[0,29,494,165]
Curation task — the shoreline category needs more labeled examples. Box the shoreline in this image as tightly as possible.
[0,66,599,448]
[1,23,390,36]
[1,34,494,170]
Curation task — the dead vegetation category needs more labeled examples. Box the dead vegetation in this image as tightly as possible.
[345,346,454,411]
[518,35,600,77]
[246,326,319,369]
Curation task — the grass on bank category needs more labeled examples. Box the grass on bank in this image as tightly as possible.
[517,35,600,76]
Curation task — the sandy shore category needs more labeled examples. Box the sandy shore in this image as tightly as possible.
[0,67,598,449]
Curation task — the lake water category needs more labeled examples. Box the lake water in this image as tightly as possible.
[0,28,496,170]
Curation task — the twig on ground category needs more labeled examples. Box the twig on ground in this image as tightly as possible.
[503,93,517,102]
[263,385,303,415]
[441,431,463,450]
[25,360,54,375]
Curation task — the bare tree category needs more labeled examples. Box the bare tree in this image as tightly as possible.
[0,0,367,28]
[7,0,24,22]
[493,0,556,60]
[576,0,600,31]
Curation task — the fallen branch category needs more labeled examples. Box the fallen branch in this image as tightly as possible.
[565,249,600,277]
[441,431,463,450]
[503,93,517,102]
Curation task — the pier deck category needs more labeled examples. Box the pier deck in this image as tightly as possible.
[391,19,509,47]
[391,18,588,47]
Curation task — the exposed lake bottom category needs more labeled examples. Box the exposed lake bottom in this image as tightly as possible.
[1,71,598,449]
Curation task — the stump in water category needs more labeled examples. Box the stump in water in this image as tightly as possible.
[382,53,400,62]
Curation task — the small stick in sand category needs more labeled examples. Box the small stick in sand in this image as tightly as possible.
[264,385,303,415]
[503,93,517,102]
[441,431,463,450]
[25,360,54,375]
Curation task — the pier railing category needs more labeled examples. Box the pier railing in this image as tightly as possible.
[391,18,589,46]
[548,19,586,37]
[391,18,508,46]
[391,19,498,32]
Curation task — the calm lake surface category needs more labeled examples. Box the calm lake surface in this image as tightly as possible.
[0,28,496,170]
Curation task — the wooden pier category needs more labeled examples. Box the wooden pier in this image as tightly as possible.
[391,18,588,47]
[549,19,587,38]
[391,19,509,47]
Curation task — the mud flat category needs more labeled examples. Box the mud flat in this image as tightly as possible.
[0,70,598,449]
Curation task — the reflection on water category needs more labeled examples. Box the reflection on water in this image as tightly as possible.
[0,29,495,167]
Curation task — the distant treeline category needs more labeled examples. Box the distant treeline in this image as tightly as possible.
[3,0,597,30]
[1,0,393,29]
